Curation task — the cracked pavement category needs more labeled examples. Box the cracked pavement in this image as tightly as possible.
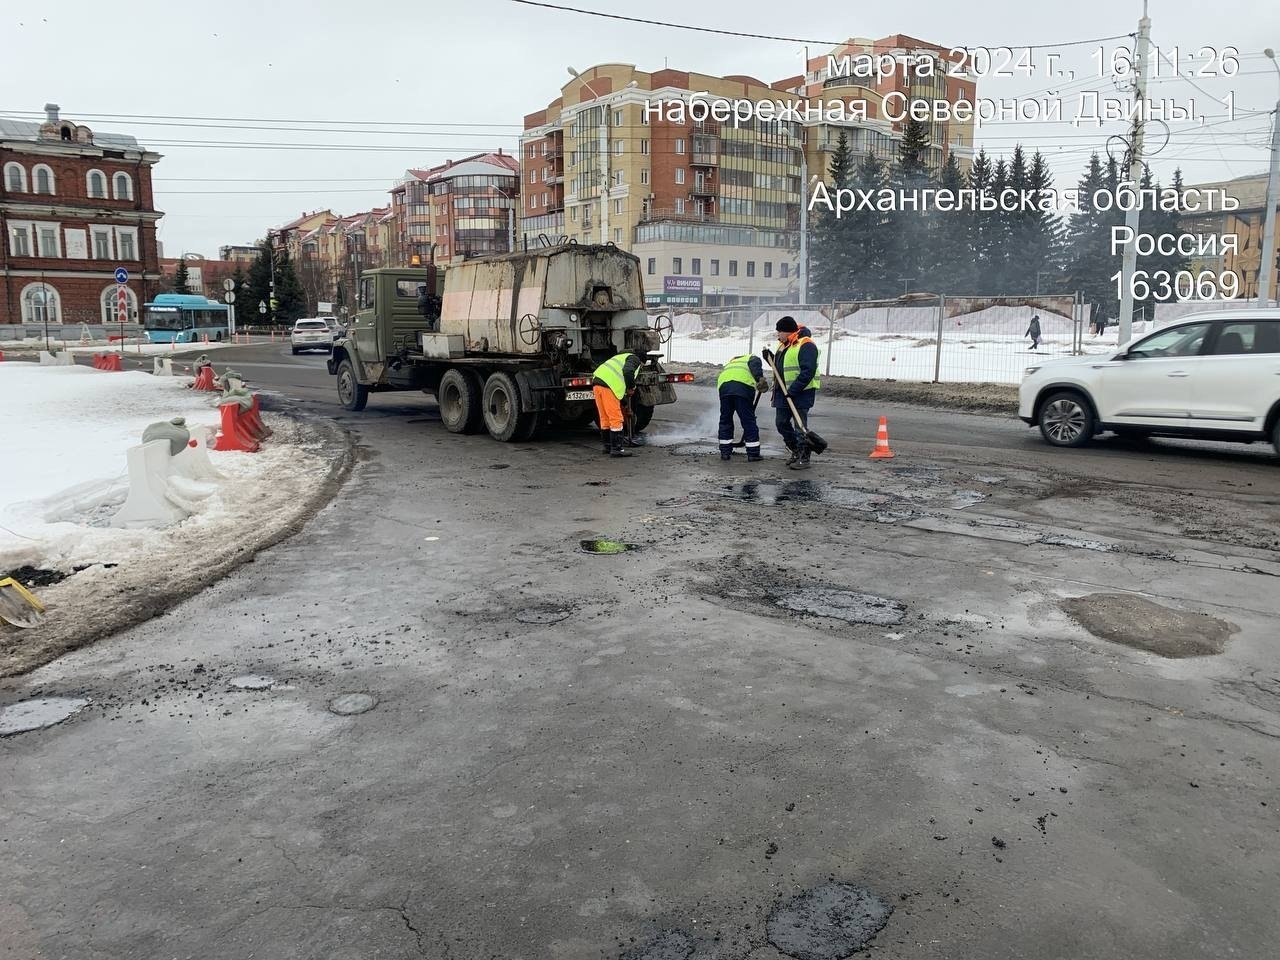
[1,345,1278,959]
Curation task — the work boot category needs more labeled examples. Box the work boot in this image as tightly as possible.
[789,449,812,471]
[610,432,632,458]
[784,444,799,466]
[719,445,733,461]
[746,449,764,462]
[600,430,612,455]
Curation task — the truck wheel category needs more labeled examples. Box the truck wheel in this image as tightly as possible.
[336,357,368,411]
[437,368,483,434]
[631,402,655,432]
[482,371,534,442]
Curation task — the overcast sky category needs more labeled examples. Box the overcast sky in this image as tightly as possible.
[6,1,1278,256]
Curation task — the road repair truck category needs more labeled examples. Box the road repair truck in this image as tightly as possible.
[327,242,689,441]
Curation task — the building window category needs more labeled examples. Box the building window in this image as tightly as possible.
[112,172,133,200]
[675,138,685,154]
[674,198,685,213]
[672,257,683,274]
[613,228,622,243]
[9,224,31,257]
[92,228,112,259]
[115,227,138,260]
[540,142,547,155]
[614,140,624,155]
[5,162,28,192]
[640,139,649,155]
[613,109,623,127]
[37,225,60,257]
[542,192,548,206]
[710,259,720,276]
[100,285,138,323]
[692,258,701,275]
[675,168,685,185]
[530,170,536,184]
[647,258,656,275]
[729,260,738,277]
[614,199,623,214]
[781,263,790,278]
[570,207,577,222]
[20,283,59,324]
[746,261,756,277]
[764,262,773,278]
[641,111,649,125]
[640,168,649,185]
[33,164,55,195]
[87,170,107,198]
[526,144,535,158]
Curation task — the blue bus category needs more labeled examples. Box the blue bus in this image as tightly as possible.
[143,293,230,343]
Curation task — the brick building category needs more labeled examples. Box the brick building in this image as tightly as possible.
[1,104,162,327]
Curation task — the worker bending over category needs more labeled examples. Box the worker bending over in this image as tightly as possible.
[592,349,644,458]
[772,316,821,470]
[717,353,768,461]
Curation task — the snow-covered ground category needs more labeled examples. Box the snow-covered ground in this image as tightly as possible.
[665,329,1128,384]
[0,337,249,356]
[0,364,326,574]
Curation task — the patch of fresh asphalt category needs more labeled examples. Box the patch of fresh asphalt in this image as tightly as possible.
[1,342,1278,960]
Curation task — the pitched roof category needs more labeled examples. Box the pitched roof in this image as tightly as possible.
[0,117,142,150]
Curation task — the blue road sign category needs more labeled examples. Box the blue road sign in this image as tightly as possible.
[114,267,129,284]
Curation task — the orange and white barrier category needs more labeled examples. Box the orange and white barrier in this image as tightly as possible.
[212,402,261,452]
[191,365,217,391]
[92,353,123,371]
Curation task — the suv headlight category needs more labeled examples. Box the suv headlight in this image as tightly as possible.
[1023,366,1041,378]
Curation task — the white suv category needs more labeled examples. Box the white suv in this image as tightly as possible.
[290,318,335,355]
[1019,310,1280,456]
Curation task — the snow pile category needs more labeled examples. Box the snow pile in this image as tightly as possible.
[0,365,321,574]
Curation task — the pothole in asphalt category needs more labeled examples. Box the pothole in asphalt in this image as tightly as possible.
[775,587,907,626]
[328,693,378,716]
[717,480,891,512]
[0,697,90,736]
[619,930,695,960]
[667,443,718,457]
[1039,534,1114,552]
[515,606,575,624]
[767,882,893,960]
[1061,593,1235,658]
[228,675,275,690]
[579,539,639,555]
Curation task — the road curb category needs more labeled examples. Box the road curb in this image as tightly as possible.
[0,405,356,679]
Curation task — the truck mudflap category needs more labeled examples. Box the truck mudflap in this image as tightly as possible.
[637,370,692,407]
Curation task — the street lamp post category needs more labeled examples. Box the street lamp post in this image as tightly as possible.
[1257,48,1280,306]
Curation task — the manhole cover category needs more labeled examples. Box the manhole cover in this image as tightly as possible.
[579,539,638,555]
[228,675,275,690]
[767,882,893,960]
[620,930,695,960]
[1061,593,1234,658]
[328,693,377,716]
[0,697,89,736]
[775,588,906,626]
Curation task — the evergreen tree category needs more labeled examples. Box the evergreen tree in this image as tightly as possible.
[172,258,191,295]
[1023,151,1065,296]
[986,159,1011,294]
[808,131,857,303]
[966,149,995,295]
[273,247,306,323]
[243,241,274,326]
[887,116,934,294]
[931,152,974,295]
[1133,165,1189,321]
[1062,153,1118,327]
[847,151,893,299]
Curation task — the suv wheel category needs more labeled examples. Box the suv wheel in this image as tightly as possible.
[1273,418,1280,458]
[1038,390,1094,448]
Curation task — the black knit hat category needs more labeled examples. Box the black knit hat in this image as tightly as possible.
[776,316,798,333]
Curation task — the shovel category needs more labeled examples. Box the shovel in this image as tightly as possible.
[761,348,828,455]
[0,577,47,629]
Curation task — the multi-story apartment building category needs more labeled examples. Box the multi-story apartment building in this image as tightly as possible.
[520,42,975,307]
[388,152,520,268]
[217,244,260,266]
[1181,172,1280,302]
[1,104,162,326]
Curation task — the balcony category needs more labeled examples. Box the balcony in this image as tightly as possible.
[640,207,717,224]
[691,151,719,167]
[691,176,715,196]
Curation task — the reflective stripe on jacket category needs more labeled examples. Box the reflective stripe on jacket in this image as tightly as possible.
[592,353,636,399]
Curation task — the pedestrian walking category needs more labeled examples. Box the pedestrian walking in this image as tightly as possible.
[716,353,768,461]
[1026,313,1043,352]
[771,316,821,470]
[592,349,644,458]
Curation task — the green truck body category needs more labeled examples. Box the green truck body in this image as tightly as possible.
[327,244,682,441]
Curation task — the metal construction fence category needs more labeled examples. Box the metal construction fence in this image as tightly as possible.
[655,296,1267,385]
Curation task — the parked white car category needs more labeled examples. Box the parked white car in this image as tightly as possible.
[1019,310,1280,455]
[290,318,336,355]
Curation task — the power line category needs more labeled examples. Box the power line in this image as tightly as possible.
[0,108,520,128]
[508,0,1134,50]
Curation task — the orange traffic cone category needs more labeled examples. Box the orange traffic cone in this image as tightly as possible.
[869,416,894,459]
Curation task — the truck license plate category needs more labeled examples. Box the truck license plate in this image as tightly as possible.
[565,390,593,401]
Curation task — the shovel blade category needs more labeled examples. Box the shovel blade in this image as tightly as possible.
[805,430,829,455]
[0,579,47,629]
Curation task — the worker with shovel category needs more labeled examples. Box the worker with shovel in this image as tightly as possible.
[770,316,821,470]
[592,348,645,458]
[717,353,768,461]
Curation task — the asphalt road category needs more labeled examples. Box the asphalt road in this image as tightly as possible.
[3,343,1279,960]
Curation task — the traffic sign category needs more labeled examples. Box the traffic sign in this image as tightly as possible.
[223,278,235,292]
[116,285,128,322]
[114,267,129,284]
[225,292,236,303]
[258,302,267,315]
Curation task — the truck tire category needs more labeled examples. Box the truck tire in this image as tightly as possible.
[437,368,483,434]
[482,371,534,442]
[336,357,368,411]
[631,402,655,432]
